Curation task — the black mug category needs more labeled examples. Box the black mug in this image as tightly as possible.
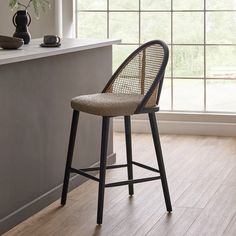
[43,35,61,45]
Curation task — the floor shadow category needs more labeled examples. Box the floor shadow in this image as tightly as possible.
[91,225,103,236]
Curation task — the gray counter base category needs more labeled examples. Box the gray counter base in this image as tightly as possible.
[0,46,115,234]
[0,153,116,234]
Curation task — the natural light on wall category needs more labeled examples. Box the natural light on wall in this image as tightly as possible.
[76,0,236,113]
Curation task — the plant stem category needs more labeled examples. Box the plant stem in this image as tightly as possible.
[18,2,27,9]
[26,0,33,9]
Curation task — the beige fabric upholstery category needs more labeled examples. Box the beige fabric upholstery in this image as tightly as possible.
[71,93,144,116]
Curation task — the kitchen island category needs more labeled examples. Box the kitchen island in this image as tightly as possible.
[0,38,120,234]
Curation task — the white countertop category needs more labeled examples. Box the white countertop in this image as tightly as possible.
[0,38,121,66]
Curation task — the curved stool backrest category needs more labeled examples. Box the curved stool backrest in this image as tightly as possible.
[103,40,169,113]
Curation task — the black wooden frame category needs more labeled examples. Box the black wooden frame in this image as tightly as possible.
[61,40,172,225]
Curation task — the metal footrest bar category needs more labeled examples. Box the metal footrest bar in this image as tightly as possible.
[105,176,161,188]
[80,164,128,172]
[132,161,160,173]
[70,167,99,182]
[70,162,160,186]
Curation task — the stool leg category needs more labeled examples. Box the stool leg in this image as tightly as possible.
[124,116,134,196]
[61,110,79,206]
[148,113,172,212]
[97,116,110,224]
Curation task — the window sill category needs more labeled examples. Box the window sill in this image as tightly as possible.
[114,111,236,136]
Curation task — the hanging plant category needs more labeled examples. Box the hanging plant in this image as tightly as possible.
[9,0,51,19]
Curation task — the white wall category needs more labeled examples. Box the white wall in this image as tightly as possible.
[0,0,55,38]
[54,0,75,38]
[63,0,74,37]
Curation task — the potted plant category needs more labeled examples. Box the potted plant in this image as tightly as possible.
[9,0,51,44]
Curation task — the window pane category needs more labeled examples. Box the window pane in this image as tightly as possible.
[206,80,236,112]
[114,46,172,77]
[109,0,139,10]
[173,79,204,111]
[77,0,106,10]
[206,12,236,44]
[141,12,171,44]
[173,0,204,9]
[173,12,204,44]
[141,0,171,10]
[141,12,171,43]
[113,45,138,71]
[207,0,236,10]
[173,46,204,77]
[109,13,139,43]
[77,13,107,38]
[206,46,236,78]
[159,79,171,110]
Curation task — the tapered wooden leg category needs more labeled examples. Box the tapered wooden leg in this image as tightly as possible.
[61,110,79,206]
[97,116,110,224]
[124,116,134,196]
[148,113,172,212]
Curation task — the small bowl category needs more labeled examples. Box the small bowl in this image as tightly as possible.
[0,40,24,49]
[0,35,23,42]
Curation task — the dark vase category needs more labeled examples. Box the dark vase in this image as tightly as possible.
[12,10,31,44]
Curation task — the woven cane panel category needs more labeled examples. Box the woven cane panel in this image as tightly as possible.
[106,44,165,107]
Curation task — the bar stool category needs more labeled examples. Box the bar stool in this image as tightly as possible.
[61,40,172,224]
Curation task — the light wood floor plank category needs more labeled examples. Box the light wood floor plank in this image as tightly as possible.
[146,207,201,236]
[110,180,191,236]
[4,133,236,236]
[174,161,234,208]
[185,185,236,236]
[223,213,236,236]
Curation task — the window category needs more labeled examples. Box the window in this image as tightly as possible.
[76,0,236,113]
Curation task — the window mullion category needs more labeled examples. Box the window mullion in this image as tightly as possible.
[171,0,174,111]
[204,0,206,112]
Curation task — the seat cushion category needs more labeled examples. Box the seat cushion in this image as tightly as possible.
[71,93,144,116]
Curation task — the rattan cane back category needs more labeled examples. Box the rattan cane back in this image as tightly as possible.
[103,40,169,113]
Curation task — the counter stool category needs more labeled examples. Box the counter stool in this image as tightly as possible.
[61,40,172,224]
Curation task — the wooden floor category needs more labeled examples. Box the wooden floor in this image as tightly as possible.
[4,133,236,236]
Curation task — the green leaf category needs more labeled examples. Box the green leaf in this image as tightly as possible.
[9,0,18,9]
[9,0,50,18]
[32,0,40,18]
[32,0,50,18]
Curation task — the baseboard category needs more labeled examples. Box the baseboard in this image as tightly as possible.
[114,117,236,137]
[0,153,116,235]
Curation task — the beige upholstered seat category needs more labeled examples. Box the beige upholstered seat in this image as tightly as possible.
[71,93,144,116]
